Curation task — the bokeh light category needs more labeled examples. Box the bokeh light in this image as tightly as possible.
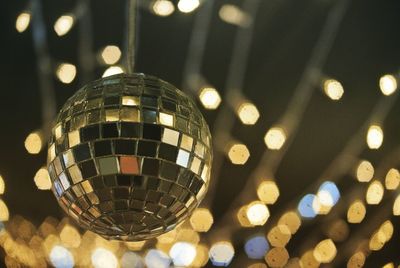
[347,252,366,268]
[313,239,336,263]
[34,168,52,190]
[385,168,400,190]
[169,242,197,267]
[298,194,318,218]
[257,180,280,204]
[301,250,321,268]
[49,245,74,268]
[323,79,344,100]
[209,241,235,266]
[393,194,400,215]
[366,125,383,149]
[0,175,5,195]
[177,0,200,13]
[101,45,121,65]
[264,127,286,150]
[228,143,250,165]
[237,102,260,125]
[54,15,74,36]
[0,199,9,221]
[189,208,214,232]
[318,181,340,206]
[59,224,81,248]
[199,87,221,110]
[267,225,291,247]
[246,201,270,226]
[379,74,398,96]
[356,160,374,182]
[121,251,144,268]
[145,249,171,268]
[56,63,77,84]
[152,0,175,17]
[278,211,301,234]
[91,248,118,268]
[102,66,124,77]
[192,244,209,267]
[366,180,384,205]
[347,200,366,223]
[219,4,250,27]
[24,131,43,154]
[16,12,31,33]
[265,247,289,267]
[244,235,269,259]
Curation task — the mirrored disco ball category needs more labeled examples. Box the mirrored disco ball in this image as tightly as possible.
[47,73,212,241]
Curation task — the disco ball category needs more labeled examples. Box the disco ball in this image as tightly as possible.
[47,73,212,241]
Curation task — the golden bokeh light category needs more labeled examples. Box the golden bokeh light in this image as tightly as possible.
[56,63,77,84]
[347,252,365,268]
[0,199,9,221]
[265,247,289,267]
[312,194,332,215]
[267,225,292,247]
[177,0,200,13]
[60,224,81,248]
[152,0,175,17]
[300,250,321,268]
[356,160,374,182]
[237,102,260,125]
[366,125,384,149]
[176,228,200,244]
[209,241,235,266]
[228,143,250,165]
[379,74,398,96]
[246,201,270,226]
[366,180,384,205]
[219,4,250,27]
[24,131,43,154]
[189,208,214,232]
[102,66,124,78]
[264,127,286,150]
[191,244,209,267]
[199,87,221,110]
[34,168,52,190]
[382,263,395,268]
[54,15,74,36]
[369,230,386,251]
[157,229,177,244]
[347,200,366,224]
[236,205,252,227]
[313,239,336,263]
[0,175,5,195]
[380,220,394,242]
[16,12,31,33]
[385,168,400,190]
[278,211,301,234]
[257,180,280,204]
[393,194,400,216]
[101,45,121,65]
[323,79,344,100]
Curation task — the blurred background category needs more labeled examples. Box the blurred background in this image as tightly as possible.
[1,0,400,267]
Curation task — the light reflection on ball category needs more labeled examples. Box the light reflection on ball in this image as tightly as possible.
[47,73,212,241]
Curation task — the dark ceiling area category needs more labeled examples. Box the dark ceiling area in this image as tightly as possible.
[1,0,400,267]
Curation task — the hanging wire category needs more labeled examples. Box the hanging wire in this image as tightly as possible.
[127,0,137,74]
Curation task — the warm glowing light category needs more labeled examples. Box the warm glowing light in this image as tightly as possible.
[102,66,124,78]
[219,4,250,27]
[199,87,221,110]
[298,194,318,218]
[54,15,74,36]
[278,211,301,234]
[176,228,200,245]
[347,200,366,223]
[91,248,118,268]
[228,143,250,165]
[265,247,289,267]
[301,250,321,268]
[157,230,177,244]
[267,225,291,247]
[313,239,336,263]
[60,224,81,248]
[152,0,175,16]
[347,252,365,268]
[385,168,400,190]
[366,180,384,205]
[323,79,344,100]
[192,244,209,267]
[145,249,171,268]
[209,241,235,266]
[257,180,280,204]
[383,263,395,268]
[244,235,269,260]
[318,181,340,205]
[264,127,286,150]
[246,201,270,226]
[177,0,200,13]
[56,63,77,84]
[237,102,259,125]
[369,230,386,251]
[34,168,52,190]
[380,220,393,242]
[236,205,252,227]
[121,252,144,268]
[379,74,398,96]
[0,199,9,221]
[312,194,332,215]
[393,194,400,216]
[366,125,383,149]
[24,131,43,154]
[190,208,213,232]
[50,245,74,268]
[356,160,374,182]
[101,45,121,65]
[169,242,197,266]
[16,12,31,33]
[0,175,5,195]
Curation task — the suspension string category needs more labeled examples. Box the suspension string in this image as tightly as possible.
[127,0,137,74]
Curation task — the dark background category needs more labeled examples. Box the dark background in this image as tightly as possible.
[1,0,400,267]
